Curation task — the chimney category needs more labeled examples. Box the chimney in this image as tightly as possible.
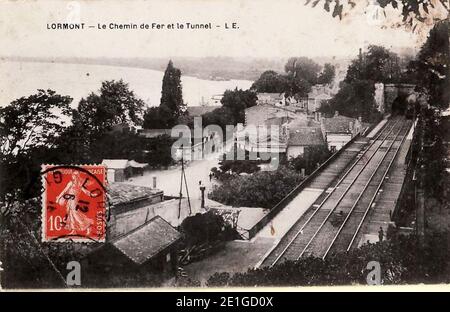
[334,111,339,117]
[349,121,353,131]
[152,176,157,188]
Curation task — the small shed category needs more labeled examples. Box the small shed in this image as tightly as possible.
[102,159,131,182]
[128,160,148,176]
[112,216,182,273]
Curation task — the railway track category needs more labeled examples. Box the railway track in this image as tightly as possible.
[263,117,411,267]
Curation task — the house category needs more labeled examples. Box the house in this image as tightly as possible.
[82,216,182,281]
[286,120,325,158]
[297,84,335,113]
[320,111,363,152]
[256,93,286,106]
[307,93,333,113]
[244,104,300,126]
[235,115,326,160]
[107,182,191,240]
[235,124,288,159]
[102,159,131,182]
[102,159,148,182]
[112,216,181,272]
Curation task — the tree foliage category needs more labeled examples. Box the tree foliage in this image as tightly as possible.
[160,60,185,127]
[320,80,382,122]
[0,90,73,202]
[75,80,144,136]
[0,89,72,158]
[306,0,449,26]
[411,21,450,110]
[207,232,450,287]
[317,63,336,85]
[320,45,402,122]
[250,70,289,93]
[220,88,257,125]
[287,145,332,175]
[180,211,236,246]
[209,166,303,208]
[252,59,335,97]
[345,45,402,83]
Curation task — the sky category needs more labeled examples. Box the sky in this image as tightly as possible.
[0,0,433,59]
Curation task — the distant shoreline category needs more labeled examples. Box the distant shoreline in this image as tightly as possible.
[0,56,268,81]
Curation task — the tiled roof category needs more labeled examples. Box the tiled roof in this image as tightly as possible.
[108,183,163,206]
[112,216,181,265]
[288,116,320,129]
[288,127,325,146]
[321,115,356,133]
[186,106,218,116]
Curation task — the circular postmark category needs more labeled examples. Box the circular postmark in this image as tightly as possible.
[41,165,109,243]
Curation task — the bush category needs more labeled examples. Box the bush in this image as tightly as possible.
[209,166,303,208]
[180,211,236,246]
[206,233,450,287]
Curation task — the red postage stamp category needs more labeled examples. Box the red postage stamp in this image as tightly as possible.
[41,165,108,242]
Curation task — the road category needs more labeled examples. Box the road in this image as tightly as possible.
[126,153,221,214]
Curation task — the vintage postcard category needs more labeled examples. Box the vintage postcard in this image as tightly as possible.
[0,0,449,292]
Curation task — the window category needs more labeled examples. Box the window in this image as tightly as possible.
[166,253,171,263]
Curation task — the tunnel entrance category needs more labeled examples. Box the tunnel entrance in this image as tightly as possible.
[391,94,408,116]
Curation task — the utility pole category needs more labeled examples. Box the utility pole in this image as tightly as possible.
[178,148,192,219]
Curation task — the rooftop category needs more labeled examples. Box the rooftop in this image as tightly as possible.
[112,216,181,265]
[257,92,284,98]
[102,159,129,169]
[288,127,325,146]
[321,115,357,133]
[108,183,163,206]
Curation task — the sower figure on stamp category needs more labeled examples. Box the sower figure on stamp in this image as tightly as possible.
[56,171,93,235]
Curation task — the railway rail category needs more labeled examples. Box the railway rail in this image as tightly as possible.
[262,117,412,267]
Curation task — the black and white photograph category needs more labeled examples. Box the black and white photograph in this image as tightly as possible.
[0,0,449,292]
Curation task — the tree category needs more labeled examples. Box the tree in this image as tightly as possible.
[220,88,257,125]
[251,70,290,93]
[305,0,448,26]
[345,45,402,83]
[0,89,72,158]
[0,90,73,202]
[144,134,176,168]
[143,106,167,129]
[74,80,144,136]
[412,20,450,110]
[284,57,322,97]
[317,63,336,85]
[209,166,303,208]
[180,211,235,246]
[287,145,332,175]
[320,80,381,122]
[160,60,185,127]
